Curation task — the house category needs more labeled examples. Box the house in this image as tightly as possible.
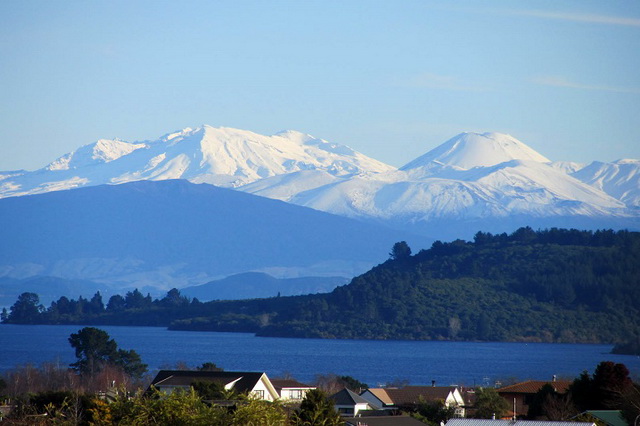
[148,370,280,401]
[361,386,466,416]
[360,388,395,410]
[497,379,572,418]
[445,419,596,426]
[330,388,377,416]
[270,378,316,401]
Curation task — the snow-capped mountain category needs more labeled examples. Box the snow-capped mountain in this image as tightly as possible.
[0,125,393,198]
[571,159,640,207]
[240,132,636,238]
[1,127,638,241]
[400,132,550,175]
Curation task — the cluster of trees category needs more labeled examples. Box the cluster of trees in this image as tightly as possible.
[1,372,343,425]
[0,327,147,399]
[524,361,640,424]
[408,361,640,426]
[68,327,147,379]
[1,288,197,325]
[1,385,344,425]
[3,227,639,346]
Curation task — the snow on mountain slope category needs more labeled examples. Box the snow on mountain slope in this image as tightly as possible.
[266,160,626,221]
[548,161,586,175]
[401,132,550,176]
[572,159,640,207]
[0,126,394,198]
[46,139,147,170]
[239,169,342,201]
[2,126,637,241]
[238,132,635,239]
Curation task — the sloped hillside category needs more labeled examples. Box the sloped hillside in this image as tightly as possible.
[0,179,425,289]
[10,228,637,345]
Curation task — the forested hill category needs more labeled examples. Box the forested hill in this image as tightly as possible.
[3,228,639,344]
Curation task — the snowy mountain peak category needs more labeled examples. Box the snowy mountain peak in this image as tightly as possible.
[614,159,640,165]
[46,138,147,171]
[401,132,551,172]
[2,125,394,198]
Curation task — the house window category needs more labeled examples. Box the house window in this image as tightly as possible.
[253,390,265,399]
[290,390,303,400]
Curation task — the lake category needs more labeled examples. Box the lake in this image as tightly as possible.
[1,324,638,387]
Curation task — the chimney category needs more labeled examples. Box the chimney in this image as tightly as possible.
[432,380,436,387]
[552,375,557,382]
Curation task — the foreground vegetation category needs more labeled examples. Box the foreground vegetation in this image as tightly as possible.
[0,327,638,424]
[1,353,639,425]
[0,327,345,425]
[3,228,639,346]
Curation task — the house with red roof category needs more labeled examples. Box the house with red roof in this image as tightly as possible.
[497,379,572,418]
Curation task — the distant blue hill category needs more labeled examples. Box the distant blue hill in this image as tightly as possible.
[0,179,428,292]
[0,276,114,309]
[181,272,348,301]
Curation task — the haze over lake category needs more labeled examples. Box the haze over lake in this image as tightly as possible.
[2,325,638,387]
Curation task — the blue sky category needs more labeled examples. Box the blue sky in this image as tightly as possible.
[1,0,639,171]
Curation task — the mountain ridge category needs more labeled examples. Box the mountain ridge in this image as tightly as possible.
[0,179,426,290]
[1,126,638,241]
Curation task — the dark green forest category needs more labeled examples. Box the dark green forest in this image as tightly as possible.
[3,227,639,345]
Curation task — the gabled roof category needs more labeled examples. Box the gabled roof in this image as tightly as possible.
[345,415,427,426]
[270,379,314,390]
[365,388,394,405]
[149,370,266,394]
[580,411,627,426]
[446,419,596,426]
[497,380,571,395]
[330,388,371,406]
[383,386,457,406]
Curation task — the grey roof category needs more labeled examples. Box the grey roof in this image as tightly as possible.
[270,379,314,390]
[579,411,627,426]
[330,388,371,406]
[446,419,596,426]
[149,370,265,394]
[345,416,426,426]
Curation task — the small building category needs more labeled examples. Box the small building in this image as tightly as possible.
[497,379,571,418]
[330,388,377,416]
[361,386,466,416]
[360,388,395,410]
[148,370,279,401]
[445,419,596,426]
[270,378,316,401]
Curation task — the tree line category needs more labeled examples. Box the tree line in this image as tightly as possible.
[3,227,639,347]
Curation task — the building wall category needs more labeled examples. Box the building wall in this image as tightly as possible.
[250,376,277,401]
[280,388,312,401]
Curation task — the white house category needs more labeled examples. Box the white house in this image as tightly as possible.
[361,386,466,417]
[148,370,280,401]
[270,378,316,401]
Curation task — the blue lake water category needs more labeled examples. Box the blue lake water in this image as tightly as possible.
[1,324,638,387]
